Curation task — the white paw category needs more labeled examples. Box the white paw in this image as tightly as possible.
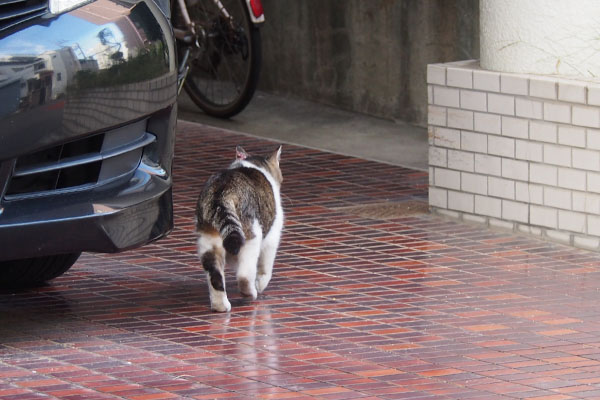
[211,297,231,312]
[256,274,271,293]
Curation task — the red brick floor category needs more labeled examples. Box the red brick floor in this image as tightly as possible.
[4,121,600,399]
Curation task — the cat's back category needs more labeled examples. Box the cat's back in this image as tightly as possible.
[202,166,273,199]
[197,166,276,231]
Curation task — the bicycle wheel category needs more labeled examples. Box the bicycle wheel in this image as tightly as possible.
[182,0,261,118]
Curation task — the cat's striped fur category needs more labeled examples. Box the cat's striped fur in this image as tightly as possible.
[196,145,283,312]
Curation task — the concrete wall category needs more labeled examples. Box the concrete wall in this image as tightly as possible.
[258,0,479,127]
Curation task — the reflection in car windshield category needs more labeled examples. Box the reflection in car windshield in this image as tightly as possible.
[0,0,169,118]
[0,14,99,56]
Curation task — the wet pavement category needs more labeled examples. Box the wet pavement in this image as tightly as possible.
[3,121,600,399]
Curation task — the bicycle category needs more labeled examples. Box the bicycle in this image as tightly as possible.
[173,0,264,118]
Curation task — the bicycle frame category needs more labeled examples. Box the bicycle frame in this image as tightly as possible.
[173,0,263,44]
[174,0,264,93]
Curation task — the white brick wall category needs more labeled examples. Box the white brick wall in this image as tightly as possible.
[530,78,556,100]
[475,195,501,218]
[448,191,474,213]
[488,135,515,158]
[587,129,600,150]
[530,164,557,186]
[462,172,487,194]
[558,126,585,147]
[435,168,460,190]
[488,176,515,199]
[428,105,446,126]
[428,61,600,251]
[448,150,474,172]
[543,144,571,167]
[460,90,486,111]
[559,210,586,233]
[475,154,502,176]
[588,85,600,106]
[544,187,571,209]
[573,105,600,128]
[461,131,487,153]
[427,65,446,85]
[447,109,473,130]
[530,205,557,228]
[544,102,571,123]
[447,67,472,88]
[515,140,543,162]
[502,116,528,139]
[473,70,499,92]
[558,168,586,191]
[501,75,528,95]
[433,127,460,149]
[516,98,543,119]
[502,158,529,181]
[434,86,459,108]
[429,187,447,208]
[474,112,501,134]
[429,146,447,167]
[573,192,600,214]
[588,215,600,236]
[488,93,514,115]
[572,149,600,171]
[558,82,586,104]
[530,121,557,143]
[503,199,528,223]
[515,182,543,204]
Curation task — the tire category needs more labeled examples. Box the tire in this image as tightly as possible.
[0,253,80,288]
[180,0,261,118]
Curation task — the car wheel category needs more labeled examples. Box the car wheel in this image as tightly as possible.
[0,253,81,288]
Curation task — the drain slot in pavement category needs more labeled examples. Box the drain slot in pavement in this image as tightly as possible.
[334,200,429,219]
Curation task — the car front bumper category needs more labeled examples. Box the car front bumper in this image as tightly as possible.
[0,0,178,260]
[0,166,174,260]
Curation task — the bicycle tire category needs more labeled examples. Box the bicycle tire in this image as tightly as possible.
[181,0,261,118]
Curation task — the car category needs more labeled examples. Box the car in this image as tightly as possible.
[0,0,178,286]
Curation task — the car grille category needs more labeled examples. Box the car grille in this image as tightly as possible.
[0,0,48,33]
[3,119,155,200]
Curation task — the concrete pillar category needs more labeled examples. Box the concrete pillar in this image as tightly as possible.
[480,0,600,78]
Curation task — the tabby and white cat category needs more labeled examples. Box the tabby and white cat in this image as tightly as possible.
[195,145,284,312]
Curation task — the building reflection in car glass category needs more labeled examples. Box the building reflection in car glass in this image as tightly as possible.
[0,0,170,115]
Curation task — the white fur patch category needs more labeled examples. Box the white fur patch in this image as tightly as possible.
[233,160,284,239]
[197,233,222,257]
[236,219,262,300]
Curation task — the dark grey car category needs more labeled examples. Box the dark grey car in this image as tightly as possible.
[0,0,177,285]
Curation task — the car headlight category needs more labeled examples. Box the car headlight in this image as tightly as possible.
[49,0,92,14]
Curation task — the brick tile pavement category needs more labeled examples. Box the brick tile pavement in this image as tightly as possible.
[3,120,600,399]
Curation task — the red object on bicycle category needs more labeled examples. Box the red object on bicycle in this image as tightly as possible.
[247,0,264,22]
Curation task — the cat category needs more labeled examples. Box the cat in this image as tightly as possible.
[195,145,284,312]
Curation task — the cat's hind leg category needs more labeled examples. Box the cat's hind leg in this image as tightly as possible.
[197,231,230,312]
[236,220,262,300]
[256,235,278,294]
[256,216,282,293]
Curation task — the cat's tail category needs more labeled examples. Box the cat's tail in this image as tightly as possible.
[218,202,245,255]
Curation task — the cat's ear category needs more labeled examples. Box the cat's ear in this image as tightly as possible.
[270,145,282,165]
[236,146,248,160]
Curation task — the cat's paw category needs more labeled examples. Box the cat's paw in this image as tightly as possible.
[211,297,231,312]
[238,277,258,300]
[256,274,271,293]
